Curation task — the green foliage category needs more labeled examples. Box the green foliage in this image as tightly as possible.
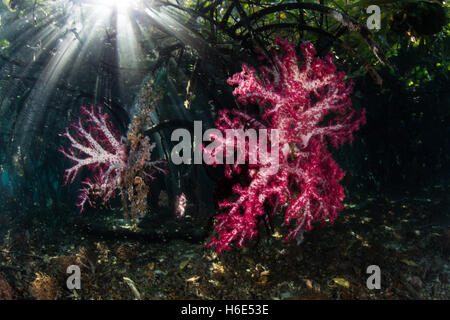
[398,1,447,35]
[0,39,10,50]
[2,0,18,11]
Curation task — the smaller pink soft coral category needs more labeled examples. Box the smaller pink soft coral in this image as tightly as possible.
[59,105,127,212]
[175,193,187,218]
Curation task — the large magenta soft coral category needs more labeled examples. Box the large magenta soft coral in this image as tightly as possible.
[205,36,366,253]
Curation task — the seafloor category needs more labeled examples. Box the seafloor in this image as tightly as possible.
[0,184,449,300]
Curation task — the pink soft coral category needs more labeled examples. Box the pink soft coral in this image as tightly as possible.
[60,105,168,218]
[205,36,366,253]
[59,105,127,212]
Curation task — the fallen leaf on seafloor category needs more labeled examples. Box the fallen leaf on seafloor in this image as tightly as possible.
[332,278,350,288]
[400,259,419,267]
[179,260,190,270]
[208,279,220,286]
[257,275,269,284]
[186,276,200,283]
[432,233,441,237]
[393,232,402,240]
[260,270,270,277]
[211,263,225,274]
